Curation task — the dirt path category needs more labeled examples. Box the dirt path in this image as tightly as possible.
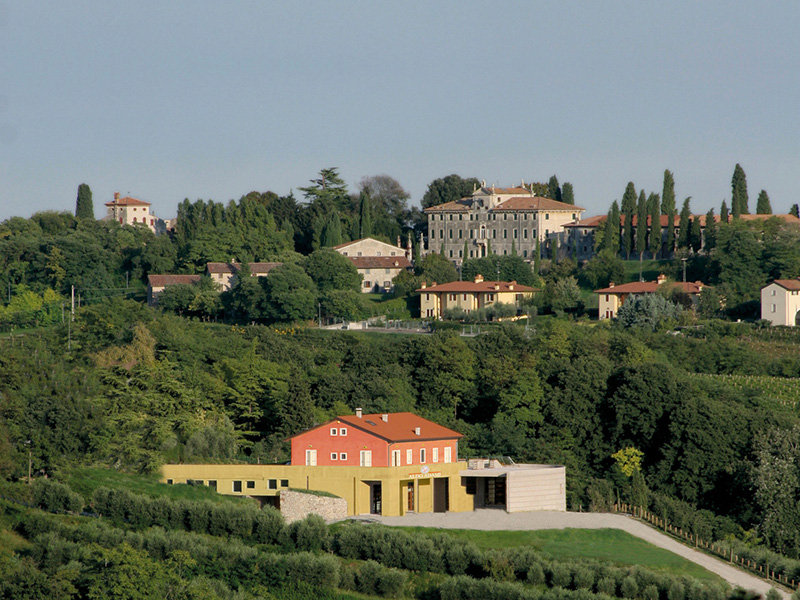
[360,510,787,599]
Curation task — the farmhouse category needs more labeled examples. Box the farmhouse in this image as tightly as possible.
[146,274,202,307]
[594,274,708,320]
[161,410,566,518]
[761,278,800,326]
[417,275,535,320]
[333,238,412,293]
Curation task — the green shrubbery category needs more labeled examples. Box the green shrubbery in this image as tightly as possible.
[32,479,84,514]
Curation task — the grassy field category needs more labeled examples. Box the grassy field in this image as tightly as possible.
[62,467,251,505]
[401,527,721,582]
[621,259,673,283]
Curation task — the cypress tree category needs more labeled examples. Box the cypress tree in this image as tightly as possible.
[511,238,517,256]
[534,239,541,274]
[321,212,342,247]
[661,170,676,256]
[609,200,621,254]
[720,200,729,223]
[790,204,799,218]
[547,175,562,202]
[463,240,469,260]
[636,190,647,258]
[75,183,94,219]
[690,216,702,253]
[731,163,749,216]
[561,182,574,205]
[704,208,717,251]
[621,182,637,259]
[358,190,372,238]
[648,193,661,258]
[677,198,691,249]
[756,190,772,214]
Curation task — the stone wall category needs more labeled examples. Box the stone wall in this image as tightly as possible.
[280,490,348,523]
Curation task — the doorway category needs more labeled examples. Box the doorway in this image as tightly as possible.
[433,478,449,513]
[406,482,415,512]
[370,483,382,515]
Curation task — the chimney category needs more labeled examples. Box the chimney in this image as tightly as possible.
[509,281,515,290]
[381,414,388,422]
[609,282,615,288]
[474,274,484,283]
[397,235,401,247]
[414,427,421,436]
[657,274,667,285]
[421,282,427,289]
[114,192,120,201]
[356,408,362,418]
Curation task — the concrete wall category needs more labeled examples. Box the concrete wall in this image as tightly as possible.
[506,466,566,512]
[280,490,348,523]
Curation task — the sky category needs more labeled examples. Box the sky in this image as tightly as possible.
[1,2,798,223]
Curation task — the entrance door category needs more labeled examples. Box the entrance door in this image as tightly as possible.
[360,450,372,467]
[407,482,415,512]
[370,483,382,515]
[305,449,317,466]
[433,478,449,513]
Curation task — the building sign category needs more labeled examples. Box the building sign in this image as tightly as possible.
[408,466,441,479]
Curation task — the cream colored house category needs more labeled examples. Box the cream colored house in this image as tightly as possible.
[146,274,201,306]
[104,192,159,232]
[595,274,707,320]
[761,278,800,326]
[206,262,282,291]
[417,274,535,319]
[424,183,584,262]
[334,238,412,293]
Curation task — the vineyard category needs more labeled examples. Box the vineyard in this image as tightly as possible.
[693,373,800,413]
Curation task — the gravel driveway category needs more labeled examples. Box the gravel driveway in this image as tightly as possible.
[356,510,787,599]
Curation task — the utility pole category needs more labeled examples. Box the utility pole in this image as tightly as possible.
[25,440,31,485]
[71,285,75,321]
[318,302,322,328]
[681,257,687,282]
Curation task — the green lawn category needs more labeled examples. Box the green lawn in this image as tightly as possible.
[401,527,721,582]
[622,259,673,283]
[62,467,250,505]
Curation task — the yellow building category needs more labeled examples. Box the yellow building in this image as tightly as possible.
[417,275,535,320]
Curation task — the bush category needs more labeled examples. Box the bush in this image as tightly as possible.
[33,479,83,514]
[549,563,572,589]
[254,506,285,544]
[282,514,329,552]
[620,576,639,599]
[573,566,595,590]
[597,577,616,596]
[527,562,546,585]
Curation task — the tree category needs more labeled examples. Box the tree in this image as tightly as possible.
[547,175,562,202]
[75,183,94,219]
[790,204,799,218]
[616,294,682,330]
[546,276,581,314]
[621,183,637,258]
[358,190,372,238]
[636,190,647,258]
[358,174,410,240]
[756,190,772,215]
[561,182,574,205]
[648,193,661,257]
[261,263,318,322]
[677,198,691,249]
[662,170,676,255]
[321,211,343,247]
[704,209,717,252]
[582,248,624,288]
[720,200,729,224]
[416,252,458,284]
[690,216,702,254]
[305,248,362,293]
[600,201,621,254]
[731,163,749,217]
[421,174,480,208]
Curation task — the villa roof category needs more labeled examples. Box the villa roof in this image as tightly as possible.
[147,274,201,288]
[770,278,800,291]
[417,279,535,294]
[105,196,151,207]
[206,262,282,275]
[326,412,463,443]
[595,280,707,295]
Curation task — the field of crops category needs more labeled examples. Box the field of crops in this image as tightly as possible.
[693,372,800,412]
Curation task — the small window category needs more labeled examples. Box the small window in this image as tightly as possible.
[432,448,439,463]
[268,479,277,490]
[546,214,550,220]
[406,449,413,465]
[772,304,776,313]
[166,479,173,485]
[246,481,255,489]
[340,428,347,436]
[420,448,426,463]
[233,481,242,493]
[330,428,338,436]
[772,289,776,296]
[281,479,289,487]
[340,452,347,461]
[208,480,217,490]
[331,452,338,460]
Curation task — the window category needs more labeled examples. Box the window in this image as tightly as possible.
[449,293,456,301]
[305,449,317,466]
[420,448,426,463]
[340,452,347,461]
[167,479,173,485]
[233,481,242,493]
[449,214,453,220]
[330,428,338,436]
[365,268,371,274]
[376,251,381,256]
[208,480,217,490]
[268,479,277,490]
[385,268,391,274]
[360,450,372,466]
[281,479,289,487]
[463,294,467,301]
[458,230,462,239]
[439,229,443,239]
[406,449,413,465]
[430,230,435,239]
[513,229,518,238]
[340,428,347,436]
[246,481,255,489]
[392,449,401,466]
[523,229,528,239]
[546,213,550,220]
[449,230,453,239]
[487,293,495,302]
[432,448,439,463]
[444,447,452,463]
[772,289,776,296]
[492,230,496,239]
[331,452,338,460]
[357,252,362,256]
[523,250,528,257]
[383,280,390,287]
[772,304,776,313]
[364,280,371,288]
[503,229,507,239]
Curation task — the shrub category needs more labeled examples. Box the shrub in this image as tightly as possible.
[33,479,83,514]
[549,563,572,588]
[573,566,595,590]
[527,562,546,586]
[282,514,329,552]
[667,580,685,600]
[597,577,616,596]
[620,576,639,599]
[642,585,660,600]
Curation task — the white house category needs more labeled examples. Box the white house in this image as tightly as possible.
[761,278,800,326]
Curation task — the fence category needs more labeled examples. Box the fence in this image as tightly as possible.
[612,503,798,590]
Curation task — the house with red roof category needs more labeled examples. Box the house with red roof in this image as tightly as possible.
[289,410,462,468]
[146,274,202,306]
[594,274,708,320]
[205,262,283,291]
[423,182,584,263]
[104,192,162,232]
[333,237,412,293]
[416,274,535,319]
[761,278,800,326]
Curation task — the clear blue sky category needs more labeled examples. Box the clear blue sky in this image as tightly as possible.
[1,2,798,223]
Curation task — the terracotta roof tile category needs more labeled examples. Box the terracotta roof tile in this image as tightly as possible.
[492,196,584,212]
[771,278,800,291]
[595,280,708,294]
[423,199,472,212]
[335,412,463,443]
[349,256,411,269]
[104,196,151,207]
[206,262,282,274]
[417,280,535,293]
[147,274,201,287]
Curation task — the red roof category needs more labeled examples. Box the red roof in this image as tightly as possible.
[349,256,411,269]
[147,274,201,288]
[424,199,472,212]
[595,279,707,295]
[105,196,151,207]
[493,196,584,212]
[311,412,463,443]
[567,213,800,228]
[770,278,800,291]
[206,262,282,275]
[417,279,535,294]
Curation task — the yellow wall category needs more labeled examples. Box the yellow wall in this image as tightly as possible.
[162,462,473,517]
[419,289,533,320]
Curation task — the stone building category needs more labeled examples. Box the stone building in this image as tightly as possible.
[423,183,584,263]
